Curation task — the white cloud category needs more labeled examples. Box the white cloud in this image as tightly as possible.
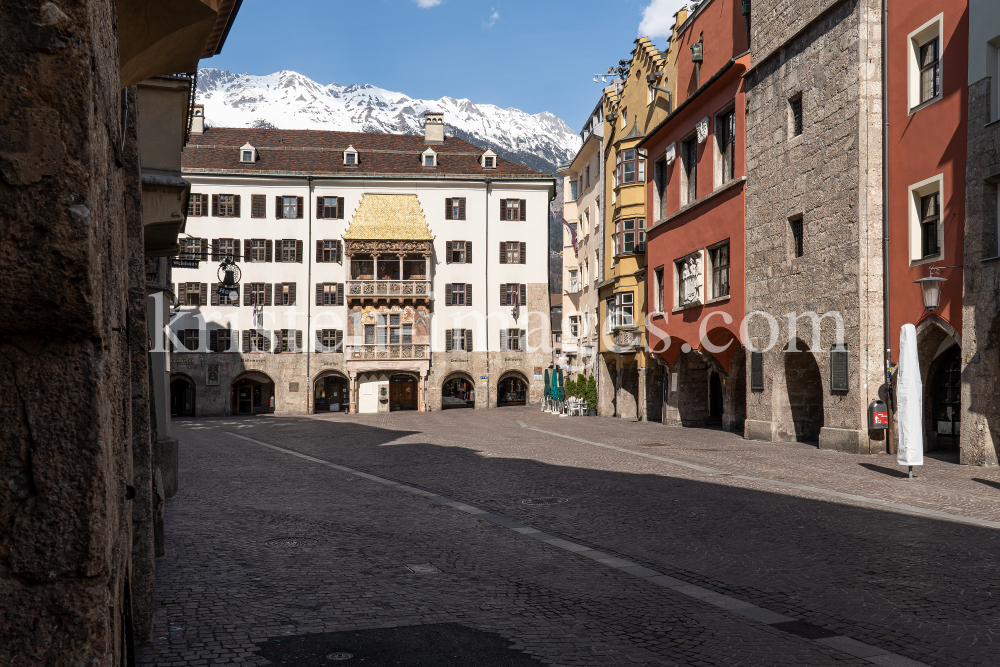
[413,0,442,8]
[484,8,500,28]
[638,0,687,40]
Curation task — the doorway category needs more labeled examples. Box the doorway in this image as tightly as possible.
[442,375,475,409]
[931,345,961,450]
[497,375,527,406]
[390,374,418,411]
[231,376,274,415]
[708,372,723,426]
[314,375,349,413]
[170,377,195,416]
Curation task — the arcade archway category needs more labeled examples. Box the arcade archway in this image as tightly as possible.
[314,372,349,413]
[497,372,528,406]
[231,371,275,415]
[170,375,195,417]
[441,372,476,409]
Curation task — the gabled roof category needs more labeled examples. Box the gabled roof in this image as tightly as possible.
[181,127,547,178]
[343,194,434,241]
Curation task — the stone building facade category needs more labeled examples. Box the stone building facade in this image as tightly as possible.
[171,117,554,414]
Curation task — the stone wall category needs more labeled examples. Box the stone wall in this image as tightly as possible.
[961,77,1000,466]
[0,1,138,664]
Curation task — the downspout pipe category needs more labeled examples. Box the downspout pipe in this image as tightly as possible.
[881,0,894,455]
[306,176,313,414]
[485,178,491,409]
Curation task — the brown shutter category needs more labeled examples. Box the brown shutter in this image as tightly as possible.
[499,284,506,306]
[465,283,472,307]
[337,283,344,306]
[520,329,526,350]
[201,193,209,214]
[499,242,506,264]
[338,197,345,219]
[178,283,187,305]
[210,329,219,352]
[211,239,220,261]
[520,199,527,221]
[233,239,241,260]
[316,330,324,352]
[274,240,282,262]
[316,196,324,219]
[211,283,219,306]
[459,198,466,220]
[233,195,241,218]
[244,239,252,262]
[336,241,343,263]
[445,285,452,306]
[316,240,323,263]
[465,329,473,351]
[200,283,208,306]
[288,282,296,306]
[243,286,251,306]
[500,199,506,220]
[295,330,302,352]
[520,242,526,264]
[242,330,251,353]
[520,284,526,305]
[500,329,507,350]
[212,194,219,217]
[201,239,208,261]
[265,240,273,262]
[445,198,451,219]
[446,241,452,264]
[264,283,272,306]
[466,241,472,263]
[296,240,303,263]
[445,329,453,352]
[316,283,323,306]
[296,197,304,219]
[275,196,283,219]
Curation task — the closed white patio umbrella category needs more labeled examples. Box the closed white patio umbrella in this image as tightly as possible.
[896,323,924,477]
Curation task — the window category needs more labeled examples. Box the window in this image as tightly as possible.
[789,95,803,137]
[318,240,342,263]
[319,196,344,219]
[364,323,375,345]
[274,283,294,306]
[446,329,473,352]
[448,240,469,264]
[250,239,268,262]
[242,150,253,162]
[211,281,240,306]
[251,194,266,218]
[212,238,238,262]
[790,217,804,258]
[569,316,579,338]
[446,197,466,220]
[502,199,526,221]
[484,156,495,168]
[920,192,941,258]
[422,148,437,167]
[282,196,298,219]
[316,283,344,306]
[279,239,299,263]
[239,143,256,163]
[344,145,358,165]
[176,329,199,351]
[654,266,664,313]
[212,194,239,217]
[606,293,634,330]
[276,329,301,353]
[621,108,628,129]
[179,237,206,261]
[569,181,578,201]
[614,218,645,255]
[500,241,525,264]
[585,165,591,189]
[500,283,526,306]
[503,329,525,351]
[682,136,698,205]
[717,108,736,184]
[709,242,730,299]
[246,282,267,307]
[247,330,269,353]
[622,149,636,184]
[448,283,468,306]
[187,193,207,216]
[210,328,232,352]
[318,329,344,352]
[569,270,578,293]
[182,282,203,306]
[919,38,941,104]
[366,314,409,346]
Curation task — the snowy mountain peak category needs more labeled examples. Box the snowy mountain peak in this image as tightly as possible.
[195,68,581,174]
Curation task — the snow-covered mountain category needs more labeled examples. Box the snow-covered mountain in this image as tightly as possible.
[195,68,581,175]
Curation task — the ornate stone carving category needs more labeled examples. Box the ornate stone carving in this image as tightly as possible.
[345,239,433,257]
[680,253,703,307]
[696,117,709,144]
[664,142,677,165]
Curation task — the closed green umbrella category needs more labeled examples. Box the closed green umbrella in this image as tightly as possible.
[557,367,565,402]
[543,368,551,409]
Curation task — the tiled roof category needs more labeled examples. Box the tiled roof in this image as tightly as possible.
[343,194,434,241]
[181,127,547,178]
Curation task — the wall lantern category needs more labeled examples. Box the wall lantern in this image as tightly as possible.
[690,42,704,63]
[914,270,946,311]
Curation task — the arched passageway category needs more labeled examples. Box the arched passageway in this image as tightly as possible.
[929,345,961,450]
[170,376,195,417]
[442,373,475,409]
[314,373,349,413]
[231,372,275,415]
[497,374,527,406]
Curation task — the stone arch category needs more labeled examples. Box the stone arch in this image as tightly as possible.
[313,370,349,413]
[440,371,476,410]
[169,373,196,417]
[781,338,824,441]
[915,318,960,452]
[496,369,529,406]
[231,371,275,415]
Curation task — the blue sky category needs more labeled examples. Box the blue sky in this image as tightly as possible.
[206,0,686,131]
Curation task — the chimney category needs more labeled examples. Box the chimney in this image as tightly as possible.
[423,112,444,145]
[190,103,205,135]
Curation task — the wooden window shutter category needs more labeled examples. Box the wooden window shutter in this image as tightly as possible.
[519,284,526,305]
[316,197,324,219]
[211,239,220,261]
[212,194,219,217]
[338,197,344,219]
[275,196,283,219]
[520,329,526,350]
[243,286,251,306]
[263,330,271,353]
[500,199,506,220]
[499,241,506,264]
[751,351,764,391]
[499,284,506,306]
[316,241,323,263]
[273,239,282,262]
[233,195,241,218]
[200,239,208,261]
[464,329,472,351]
[288,282,296,306]
[445,285,452,306]
[177,283,187,304]
[466,241,472,263]
[265,240,273,262]
[264,283,272,306]
[201,194,209,214]
[465,284,472,307]
[210,329,219,352]
[244,239,252,262]
[295,330,303,352]
[445,198,452,219]
[316,283,323,306]
[200,283,208,306]
[242,330,251,353]
[296,196,304,219]
[233,239,241,260]
[520,199,527,221]
[519,242,526,264]
[211,283,219,306]
[446,241,453,264]
[459,198,466,220]
[296,240,303,263]
[445,329,453,352]
[500,329,507,350]
[336,330,343,350]
[337,283,344,306]
[316,330,324,352]
[337,241,343,263]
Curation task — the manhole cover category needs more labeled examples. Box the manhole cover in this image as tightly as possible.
[325,652,353,661]
[521,497,569,505]
[265,537,318,547]
[406,563,441,573]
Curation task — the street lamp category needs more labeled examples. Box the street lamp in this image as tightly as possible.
[914,270,946,311]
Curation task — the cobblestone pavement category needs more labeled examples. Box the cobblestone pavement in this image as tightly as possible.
[139,408,1000,666]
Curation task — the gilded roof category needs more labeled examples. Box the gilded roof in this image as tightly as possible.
[343,194,434,241]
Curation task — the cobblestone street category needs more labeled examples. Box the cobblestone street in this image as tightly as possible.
[139,408,1000,667]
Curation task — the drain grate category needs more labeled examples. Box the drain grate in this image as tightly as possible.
[406,563,441,574]
[325,652,353,661]
[521,497,569,506]
[265,537,318,547]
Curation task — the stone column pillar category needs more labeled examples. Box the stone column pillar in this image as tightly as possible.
[418,372,427,412]
[398,253,404,281]
[349,373,358,413]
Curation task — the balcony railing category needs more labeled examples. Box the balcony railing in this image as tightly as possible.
[346,280,431,298]
[349,344,428,360]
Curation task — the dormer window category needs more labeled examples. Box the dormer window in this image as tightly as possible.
[481,149,497,170]
[344,145,358,166]
[422,148,437,168]
[239,142,257,163]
